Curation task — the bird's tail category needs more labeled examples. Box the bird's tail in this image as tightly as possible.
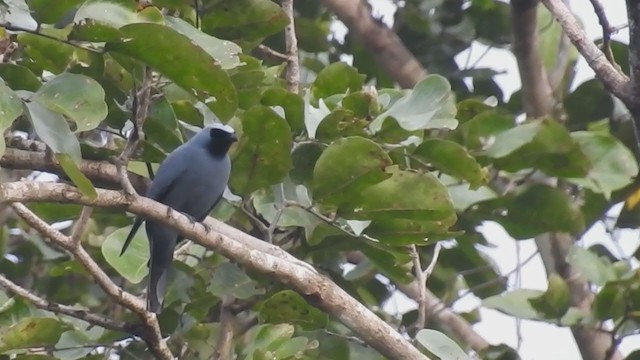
[120,217,144,256]
[147,256,169,314]
[146,227,177,314]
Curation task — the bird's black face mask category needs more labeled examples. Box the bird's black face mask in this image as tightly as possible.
[208,125,237,156]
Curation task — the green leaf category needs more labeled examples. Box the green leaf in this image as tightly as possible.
[312,136,392,206]
[0,79,23,156]
[261,87,305,134]
[144,96,183,153]
[290,142,325,185]
[593,283,626,321]
[0,317,63,352]
[567,246,617,286]
[207,262,265,300]
[565,79,613,128]
[165,16,241,70]
[229,105,292,195]
[201,0,289,43]
[482,289,545,320]
[26,101,82,163]
[315,109,368,142]
[17,32,75,74]
[343,166,455,221]
[106,22,238,120]
[415,329,470,360]
[257,290,328,330]
[492,184,585,239]
[568,131,638,198]
[311,62,365,100]
[72,0,156,27]
[0,64,42,91]
[452,109,514,151]
[26,0,84,25]
[412,139,487,188]
[57,154,97,200]
[101,225,149,284]
[34,72,108,132]
[528,274,571,319]
[370,75,458,132]
[67,19,123,42]
[484,119,590,178]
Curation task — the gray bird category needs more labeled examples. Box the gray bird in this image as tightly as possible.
[120,124,237,313]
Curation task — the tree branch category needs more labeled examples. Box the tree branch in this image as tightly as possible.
[9,202,172,360]
[213,297,235,360]
[0,147,149,193]
[0,273,128,333]
[283,0,300,94]
[540,0,632,103]
[0,181,429,360]
[511,0,554,117]
[321,0,428,88]
[71,206,93,245]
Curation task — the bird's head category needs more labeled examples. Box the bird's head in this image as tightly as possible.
[208,123,238,156]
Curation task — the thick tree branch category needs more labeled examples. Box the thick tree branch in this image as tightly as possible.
[540,0,632,103]
[0,181,429,360]
[511,0,554,116]
[322,0,427,88]
[9,202,172,360]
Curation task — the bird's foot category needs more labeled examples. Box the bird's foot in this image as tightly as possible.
[180,212,197,226]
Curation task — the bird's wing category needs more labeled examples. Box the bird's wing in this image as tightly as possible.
[120,150,190,256]
[120,217,143,256]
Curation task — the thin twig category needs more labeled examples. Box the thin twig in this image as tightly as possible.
[282,0,300,94]
[267,184,285,243]
[116,66,153,195]
[1,22,103,53]
[70,206,93,245]
[588,0,617,66]
[255,44,289,61]
[422,242,441,279]
[410,245,427,332]
[0,273,128,332]
[236,201,269,236]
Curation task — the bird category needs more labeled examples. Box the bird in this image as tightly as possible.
[120,123,237,313]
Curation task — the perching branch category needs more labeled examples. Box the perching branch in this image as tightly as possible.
[8,202,172,360]
[321,0,428,88]
[0,181,429,360]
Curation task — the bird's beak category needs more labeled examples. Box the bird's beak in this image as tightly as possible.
[230,134,238,142]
